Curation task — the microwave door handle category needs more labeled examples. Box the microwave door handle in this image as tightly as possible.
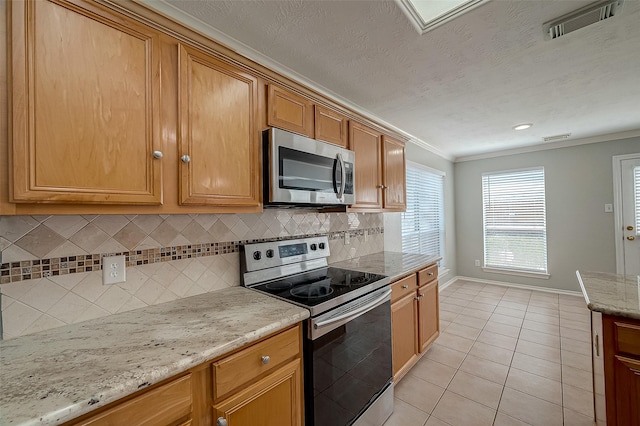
[336,153,346,199]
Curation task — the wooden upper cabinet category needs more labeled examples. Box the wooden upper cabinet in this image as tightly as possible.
[314,105,348,147]
[349,122,383,210]
[267,84,314,138]
[382,135,407,211]
[10,0,163,204]
[178,44,261,208]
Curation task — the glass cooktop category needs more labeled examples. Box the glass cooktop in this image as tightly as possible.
[250,267,388,312]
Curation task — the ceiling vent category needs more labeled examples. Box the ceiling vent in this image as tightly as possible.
[543,133,572,142]
[544,0,624,40]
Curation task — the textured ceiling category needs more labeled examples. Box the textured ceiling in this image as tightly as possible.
[150,0,640,159]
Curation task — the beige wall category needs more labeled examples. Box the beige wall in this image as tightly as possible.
[454,137,640,292]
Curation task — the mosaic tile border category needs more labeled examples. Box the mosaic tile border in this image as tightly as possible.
[0,228,383,284]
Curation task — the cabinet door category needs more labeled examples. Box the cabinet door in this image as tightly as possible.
[382,136,406,211]
[418,280,440,353]
[267,85,314,138]
[349,122,382,210]
[392,292,419,381]
[213,359,302,426]
[314,105,348,147]
[178,44,260,208]
[613,355,640,425]
[70,374,192,426]
[11,0,162,204]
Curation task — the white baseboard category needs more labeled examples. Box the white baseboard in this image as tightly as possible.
[441,275,583,297]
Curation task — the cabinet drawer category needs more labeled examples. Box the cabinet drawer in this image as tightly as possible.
[391,274,417,303]
[614,321,640,356]
[418,265,438,286]
[75,374,192,426]
[213,326,300,400]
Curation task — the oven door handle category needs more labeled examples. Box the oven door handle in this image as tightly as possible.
[314,289,391,329]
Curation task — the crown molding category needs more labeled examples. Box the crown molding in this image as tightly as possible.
[455,129,640,162]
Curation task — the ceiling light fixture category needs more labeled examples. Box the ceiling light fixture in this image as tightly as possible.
[513,123,533,130]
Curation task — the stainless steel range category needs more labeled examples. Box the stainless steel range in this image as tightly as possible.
[241,236,393,426]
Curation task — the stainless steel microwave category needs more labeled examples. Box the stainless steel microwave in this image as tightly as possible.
[264,128,355,207]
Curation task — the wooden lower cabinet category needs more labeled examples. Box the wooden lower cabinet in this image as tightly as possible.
[213,359,302,426]
[391,292,419,379]
[64,324,302,426]
[390,264,439,382]
[600,314,640,425]
[418,280,440,352]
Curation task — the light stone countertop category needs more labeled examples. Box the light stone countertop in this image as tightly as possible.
[0,286,309,426]
[331,251,441,281]
[576,270,640,320]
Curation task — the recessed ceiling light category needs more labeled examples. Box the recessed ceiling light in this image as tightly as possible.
[513,123,533,130]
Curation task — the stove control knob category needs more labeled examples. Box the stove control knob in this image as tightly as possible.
[253,251,262,261]
[266,249,274,258]
[310,243,317,251]
[319,242,326,250]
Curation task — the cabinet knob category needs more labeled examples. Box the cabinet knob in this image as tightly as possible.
[420,293,425,297]
[181,154,191,163]
[402,285,409,289]
[152,150,163,159]
[428,272,434,276]
[261,355,270,365]
[217,417,228,426]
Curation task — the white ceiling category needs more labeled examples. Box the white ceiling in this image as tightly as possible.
[145,0,640,160]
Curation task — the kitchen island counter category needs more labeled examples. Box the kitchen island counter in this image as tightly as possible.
[576,270,640,320]
[331,251,441,281]
[0,286,309,426]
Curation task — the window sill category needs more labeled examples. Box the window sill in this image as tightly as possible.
[482,267,550,280]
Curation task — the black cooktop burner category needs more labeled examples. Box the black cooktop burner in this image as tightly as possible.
[251,267,387,308]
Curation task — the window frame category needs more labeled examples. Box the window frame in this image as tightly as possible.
[481,166,550,279]
[401,161,446,268]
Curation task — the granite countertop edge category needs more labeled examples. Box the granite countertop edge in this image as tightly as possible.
[576,270,640,321]
[330,251,442,281]
[0,286,310,426]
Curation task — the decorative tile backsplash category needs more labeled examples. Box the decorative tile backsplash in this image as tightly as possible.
[0,211,384,339]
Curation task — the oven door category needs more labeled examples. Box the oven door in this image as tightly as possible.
[305,288,392,426]
[266,128,355,206]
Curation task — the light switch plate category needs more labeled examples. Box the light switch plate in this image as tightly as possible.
[102,255,126,285]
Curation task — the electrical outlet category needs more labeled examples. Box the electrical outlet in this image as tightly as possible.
[344,232,351,245]
[102,255,126,285]
[475,259,481,267]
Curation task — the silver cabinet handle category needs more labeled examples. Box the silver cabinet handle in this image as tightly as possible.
[595,334,600,357]
[152,150,163,159]
[217,417,228,426]
[402,285,409,289]
[261,355,270,365]
[420,293,425,297]
[181,154,191,163]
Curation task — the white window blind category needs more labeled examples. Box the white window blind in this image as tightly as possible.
[402,163,445,265]
[482,167,548,274]
[634,166,640,234]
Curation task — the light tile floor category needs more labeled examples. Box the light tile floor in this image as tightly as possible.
[384,279,594,426]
